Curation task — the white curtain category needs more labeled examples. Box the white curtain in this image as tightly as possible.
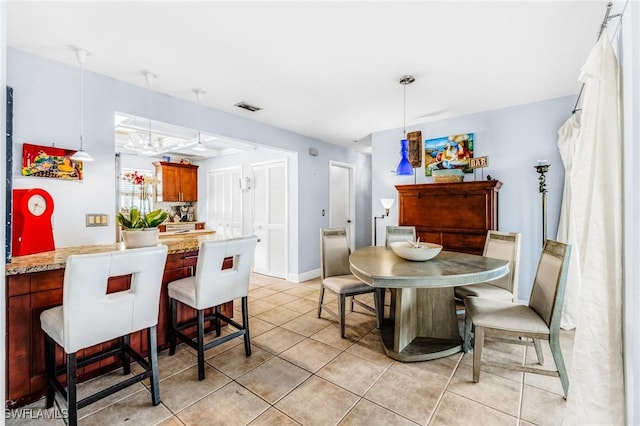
[562,32,624,425]
[556,114,581,330]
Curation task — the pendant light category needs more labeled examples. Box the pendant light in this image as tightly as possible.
[396,75,415,176]
[141,70,157,155]
[69,46,94,162]
[192,88,207,152]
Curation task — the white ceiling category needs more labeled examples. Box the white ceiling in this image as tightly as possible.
[6,1,607,151]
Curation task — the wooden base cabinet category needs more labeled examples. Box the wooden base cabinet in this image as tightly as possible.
[5,252,232,408]
[396,181,501,255]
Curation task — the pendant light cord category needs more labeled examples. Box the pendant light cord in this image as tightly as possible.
[403,83,406,137]
[79,57,84,148]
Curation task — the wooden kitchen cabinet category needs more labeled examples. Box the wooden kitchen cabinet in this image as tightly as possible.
[155,162,198,202]
[396,180,501,255]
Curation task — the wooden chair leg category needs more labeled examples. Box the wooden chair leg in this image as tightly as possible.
[338,294,346,338]
[197,309,206,381]
[122,334,131,375]
[550,334,570,398]
[317,286,325,318]
[169,298,178,356]
[44,335,56,409]
[472,326,484,383]
[242,296,251,356]
[374,288,384,327]
[147,326,161,405]
[67,353,78,426]
[533,339,545,365]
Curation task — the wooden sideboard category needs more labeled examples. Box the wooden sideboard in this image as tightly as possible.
[396,180,501,255]
[5,250,232,408]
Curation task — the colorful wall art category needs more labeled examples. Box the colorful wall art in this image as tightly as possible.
[424,133,474,176]
[21,143,84,180]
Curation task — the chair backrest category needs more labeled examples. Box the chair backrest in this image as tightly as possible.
[385,226,417,247]
[528,240,571,332]
[62,245,168,353]
[483,230,521,299]
[320,228,351,280]
[195,236,258,309]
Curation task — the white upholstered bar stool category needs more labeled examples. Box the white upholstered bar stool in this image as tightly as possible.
[167,236,258,380]
[40,246,168,426]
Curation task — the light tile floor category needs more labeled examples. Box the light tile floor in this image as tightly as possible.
[7,273,574,425]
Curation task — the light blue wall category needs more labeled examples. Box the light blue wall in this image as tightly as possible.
[372,96,575,300]
[6,47,371,276]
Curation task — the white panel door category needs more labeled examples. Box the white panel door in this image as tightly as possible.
[329,162,355,251]
[207,167,242,238]
[252,160,287,278]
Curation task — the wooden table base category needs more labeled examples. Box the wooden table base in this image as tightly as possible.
[380,287,463,362]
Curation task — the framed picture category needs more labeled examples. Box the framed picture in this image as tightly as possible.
[424,133,474,176]
[407,130,423,168]
[21,143,84,181]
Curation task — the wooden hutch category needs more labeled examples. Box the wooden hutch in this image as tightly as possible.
[395,180,501,255]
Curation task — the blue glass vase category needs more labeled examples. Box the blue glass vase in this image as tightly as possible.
[396,139,414,176]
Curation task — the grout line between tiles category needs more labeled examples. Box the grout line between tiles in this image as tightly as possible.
[424,350,464,425]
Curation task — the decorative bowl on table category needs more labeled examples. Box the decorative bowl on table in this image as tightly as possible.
[390,241,443,261]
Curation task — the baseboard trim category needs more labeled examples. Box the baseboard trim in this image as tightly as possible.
[288,268,321,283]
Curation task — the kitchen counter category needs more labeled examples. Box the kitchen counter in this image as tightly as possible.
[158,229,215,238]
[5,233,219,275]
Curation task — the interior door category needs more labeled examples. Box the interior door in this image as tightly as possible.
[252,160,287,278]
[329,161,355,251]
[207,167,242,238]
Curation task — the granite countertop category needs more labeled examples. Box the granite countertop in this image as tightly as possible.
[158,229,215,238]
[5,233,221,276]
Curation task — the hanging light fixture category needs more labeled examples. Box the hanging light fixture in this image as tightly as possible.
[192,88,207,152]
[138,70,158,155]
[69,46,94,162]
[396,75,415,176]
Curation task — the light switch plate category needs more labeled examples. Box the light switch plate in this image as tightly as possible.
[86,214,109,227]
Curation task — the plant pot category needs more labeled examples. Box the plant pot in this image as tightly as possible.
[121,228,159,249]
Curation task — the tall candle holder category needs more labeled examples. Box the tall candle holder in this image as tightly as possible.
[534,161,550,247]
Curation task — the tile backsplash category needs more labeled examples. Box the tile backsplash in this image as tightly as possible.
[154,201,197,223]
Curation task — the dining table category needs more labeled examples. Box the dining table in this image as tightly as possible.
[349,246,510,362]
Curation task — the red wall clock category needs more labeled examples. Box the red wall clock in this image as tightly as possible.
[12,188,56,256]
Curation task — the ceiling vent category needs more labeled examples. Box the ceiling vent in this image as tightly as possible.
[235,102,262,112]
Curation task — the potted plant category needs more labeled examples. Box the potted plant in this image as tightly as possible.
[116,207,168,248]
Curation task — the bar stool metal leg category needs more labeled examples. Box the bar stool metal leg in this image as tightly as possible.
[242,296,251,356]
[169,298,178,356]
[214,305,221,337]
[44,335,56,409]
[67,353,78,426]
[147,326,161,406]
[197,309,206,380]
[122,334,131,375]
